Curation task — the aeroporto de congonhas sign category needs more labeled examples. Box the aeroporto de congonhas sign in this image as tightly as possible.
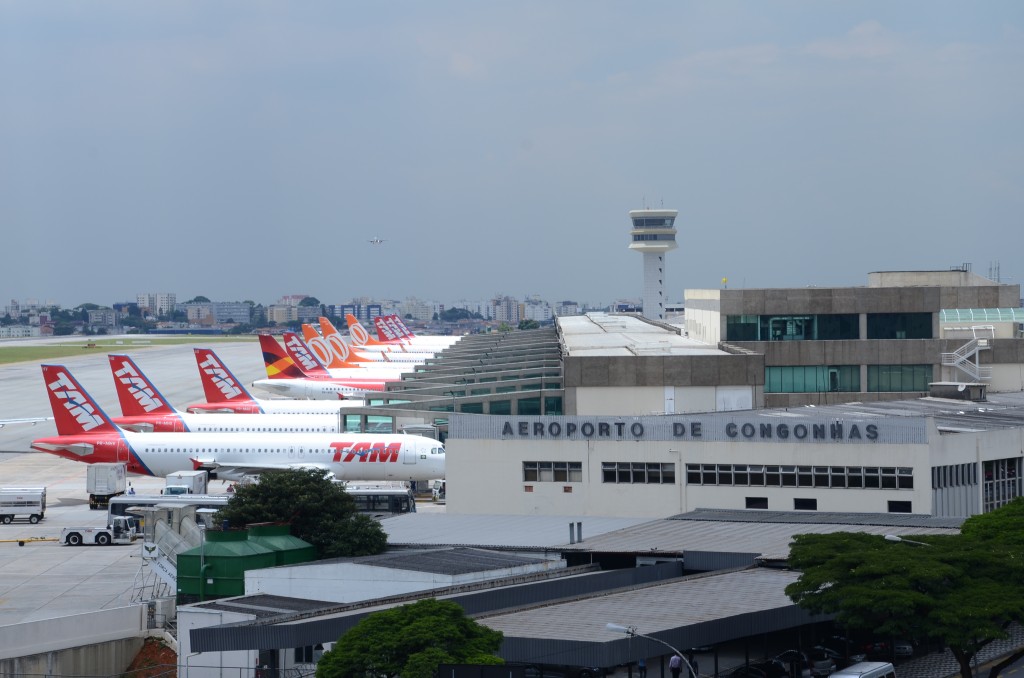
[451,414,929,445]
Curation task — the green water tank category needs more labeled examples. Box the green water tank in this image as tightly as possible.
[246,523,316,565]
[177,529,277,601]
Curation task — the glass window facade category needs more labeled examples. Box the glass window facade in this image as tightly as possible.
[726,314,859,341]
[686,464,913,490]
[765,365,860,393]
[867,365,933,392]
[867,313,932,339]
[523,462,583,483]
[983,458,1022,513]
[602,462,676,484]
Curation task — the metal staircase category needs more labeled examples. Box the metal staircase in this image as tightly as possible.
[941,325,994,381]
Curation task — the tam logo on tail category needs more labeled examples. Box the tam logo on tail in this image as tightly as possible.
[197,353,243,399]
[284,334,323,371]
[48,370,105,431]
[111,359,162,412]
[374,317,400,342]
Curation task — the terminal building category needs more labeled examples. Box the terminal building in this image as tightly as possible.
[363,268,1024,521]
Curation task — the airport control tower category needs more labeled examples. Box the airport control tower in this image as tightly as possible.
[628,207,678,320]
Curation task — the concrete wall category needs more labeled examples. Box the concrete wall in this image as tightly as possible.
[446,428,950,518]
[0,606,148,675]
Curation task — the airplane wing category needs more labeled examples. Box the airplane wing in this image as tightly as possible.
[0,416,53,429]
[190,459,333,479]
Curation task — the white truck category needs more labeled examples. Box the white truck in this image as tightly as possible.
[164,470,209,496]
[0,487,46,524]
[59,516,139,546]
[87,462,127,510]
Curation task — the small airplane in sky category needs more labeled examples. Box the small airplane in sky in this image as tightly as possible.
[367,237,387,245]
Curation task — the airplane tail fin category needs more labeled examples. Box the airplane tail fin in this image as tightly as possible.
[258,334,309,379]
[281,332,334,377]
[344,313,386,347]
[301,323,321,343]
[389,314,417,339]
[194,348,256,403]
[107,355,177,416]
[41,364,119,436]
[304,321,352,368]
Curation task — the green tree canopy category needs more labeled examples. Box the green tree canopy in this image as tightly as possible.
[187,296,211,303]
[518,319,540,330]
[785,499,1024,678]
[214,469,387,559]
[299,296,321,307]
[316,598,504,678]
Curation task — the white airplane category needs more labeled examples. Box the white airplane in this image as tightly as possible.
[188,348,368,414]
[252,334,398,399]
[32,364,445,482]
[0,417,53,429]
[356,314,461,350]
[107,353,363,433]
[367,237,387,245]
[280,332,413,380]
[301,322,435,364]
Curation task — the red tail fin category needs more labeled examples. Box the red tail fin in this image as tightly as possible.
[194,348,255,403]
[41,364,118,436]
[258,334,309,379]
[388,314,416,339]
[281,332,335,376]
[373,316,403,343]
[107,355,176,416]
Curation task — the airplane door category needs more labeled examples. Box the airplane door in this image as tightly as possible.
[403,445,417,465]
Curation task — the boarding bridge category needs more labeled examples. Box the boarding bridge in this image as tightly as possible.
[940,325,994,382]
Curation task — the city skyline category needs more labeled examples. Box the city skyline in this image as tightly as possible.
[3,2,1021,306]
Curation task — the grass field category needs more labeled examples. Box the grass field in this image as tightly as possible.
[0,336,257,365]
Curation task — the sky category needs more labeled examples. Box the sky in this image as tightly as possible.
[1,2,1022,310]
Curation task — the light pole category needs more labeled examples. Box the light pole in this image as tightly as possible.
[884,534,931,547]
[606,623,699,677]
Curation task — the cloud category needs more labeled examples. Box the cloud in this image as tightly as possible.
[804,20,902,60]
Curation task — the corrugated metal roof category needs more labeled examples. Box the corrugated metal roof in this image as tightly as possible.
[318,547,550,575]
[383,513,649,550]
[478,568,802,641]
[559,313,725,357]
[382,512,961,561]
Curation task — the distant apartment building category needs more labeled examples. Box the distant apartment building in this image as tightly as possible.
[555,301,581,316]
[182,302,214,323]
[86,309,119,331]
[522,297,553,323]
[492,296,521,324]
[211,302,251,324]
[0,326,40,338]
[137,293,176,316]
[333,304,382,322]
[276,294,310,307]
[267,304,298,324]
[399,298,435,322]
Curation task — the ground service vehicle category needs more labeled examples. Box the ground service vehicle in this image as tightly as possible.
[87,462,127,509]
[344,484,417,517]
[164,470,209,495]
[0,487,46,524]
[107,494,231,525]
[60,516,138,546]
[829,662,896,678]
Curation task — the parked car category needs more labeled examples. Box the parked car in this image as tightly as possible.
[892,639,915,657]
[813,643,867,668]
[818,635,868,665]
[773,649,834,677]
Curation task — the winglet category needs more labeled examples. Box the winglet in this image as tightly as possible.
[194,348,256,404]
[108,355,177,416]
[41,364,119,436]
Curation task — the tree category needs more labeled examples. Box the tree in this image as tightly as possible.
[299,296,321,307]
[316,598,504,678]
[518,319,540,330]
[785,499,1024,678]
[187,296,211,303]
[214,469,387,559]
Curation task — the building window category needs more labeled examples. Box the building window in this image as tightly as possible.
[765,365,860,393]
[983,458,1022,512]
[867,312,933,339]
[888,501,912,513]
[725,313,859,341]
[684,463,913,490]
[794,498,818,511]
[867,364,933,392]
[489,400,512,415]
[602,462,675,484]
[523,462,582,483]
[746,497,768,509]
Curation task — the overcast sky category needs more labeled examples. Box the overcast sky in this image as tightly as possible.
[2,2,1021,310]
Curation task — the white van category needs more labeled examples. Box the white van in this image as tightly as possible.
[0,487,47,524]
[829,661,896,678]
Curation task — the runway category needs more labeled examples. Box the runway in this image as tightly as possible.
[0,339,263,628]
